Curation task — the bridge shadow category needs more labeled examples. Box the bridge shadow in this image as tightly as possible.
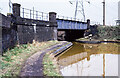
[57,29,85,41]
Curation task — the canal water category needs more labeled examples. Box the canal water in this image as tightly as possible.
[58,42,120,76]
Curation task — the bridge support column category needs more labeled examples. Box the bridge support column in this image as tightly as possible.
[49,12,58,40]
[12,3,21,45]
[87,19,90,29]
[12,3,21,17]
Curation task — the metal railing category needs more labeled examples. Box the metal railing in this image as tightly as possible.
[20,7,49,21]
[56,15,83,22]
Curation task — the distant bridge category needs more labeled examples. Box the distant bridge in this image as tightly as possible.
[19,3,90,41]
[57,19,88,30]
[20,6,89,31]
[0,3,90,54]
[56,16,90,41]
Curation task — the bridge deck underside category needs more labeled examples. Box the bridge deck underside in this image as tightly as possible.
[57,19,88,30]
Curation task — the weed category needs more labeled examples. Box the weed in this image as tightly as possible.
[1,61,10,69]
[1,40,59,76]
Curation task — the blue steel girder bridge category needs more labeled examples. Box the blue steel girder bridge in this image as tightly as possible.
[57,16,88,30]
[19,4,90,41]
[56,16,89,41]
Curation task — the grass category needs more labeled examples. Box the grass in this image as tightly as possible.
[43,54,61,76]
[43,42,71,77]
[1,40,59,77]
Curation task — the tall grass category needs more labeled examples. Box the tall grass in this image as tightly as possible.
[1,40,59,77]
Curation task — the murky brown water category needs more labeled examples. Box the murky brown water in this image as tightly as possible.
[58,42,120,76]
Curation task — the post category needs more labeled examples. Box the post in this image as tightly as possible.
[30,10,31,19]
[12,3,21,17]
[49,12,57,25]
[33,7,34,19]
[36,11,38,20]
[87,19,90,29]
[49,12,57,40]
[103,0,105,26]
[12,3,21,45]
[23,8,24,18]
[47,14,49,21]
[42,12,43,20]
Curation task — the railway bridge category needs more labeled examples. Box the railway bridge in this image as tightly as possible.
[57,18,90,41]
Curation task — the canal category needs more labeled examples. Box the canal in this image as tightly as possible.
[57,42,120,76]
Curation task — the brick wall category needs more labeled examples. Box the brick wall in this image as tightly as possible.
[0,11,57,55]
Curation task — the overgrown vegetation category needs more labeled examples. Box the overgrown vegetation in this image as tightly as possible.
[93,26,120,40]
[1,40,59,77]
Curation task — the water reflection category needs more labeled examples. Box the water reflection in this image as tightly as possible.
[58,42,120,76]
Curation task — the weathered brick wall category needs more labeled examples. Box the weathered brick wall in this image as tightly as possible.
[35,26,54,42]
[17,25,55,44]
[2,26,17,51]
[0,3,58,55]
[0,13,17,54]
[16,18,56,44]
[17,25,34,44]
[0,13,57,54]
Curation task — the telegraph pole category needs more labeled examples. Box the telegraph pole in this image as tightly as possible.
[103,0,105,26]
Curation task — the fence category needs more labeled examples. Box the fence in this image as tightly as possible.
[20,7,84,22]
[9,1,88,23]
[20,7,49,21]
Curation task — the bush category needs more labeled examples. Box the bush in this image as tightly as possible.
[93,26,120,40]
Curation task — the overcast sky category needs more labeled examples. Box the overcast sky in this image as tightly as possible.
[0,0,119,25]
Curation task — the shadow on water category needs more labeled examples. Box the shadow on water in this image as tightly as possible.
[57,42,120,76]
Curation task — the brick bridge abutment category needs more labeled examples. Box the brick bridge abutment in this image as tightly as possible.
[0,3,90,55]
[0,3,57,55]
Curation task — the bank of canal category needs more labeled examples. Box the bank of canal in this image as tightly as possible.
[57,42,120,76]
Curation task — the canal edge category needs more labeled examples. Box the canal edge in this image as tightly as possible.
[20,41,73,76]
[76,40,120,44]
[42,42,73,76]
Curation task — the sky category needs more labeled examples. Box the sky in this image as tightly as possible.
[0,0,119,25]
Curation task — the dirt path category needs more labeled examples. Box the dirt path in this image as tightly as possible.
[20,41,67,76]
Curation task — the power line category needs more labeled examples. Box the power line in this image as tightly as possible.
[69,0,90,22]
